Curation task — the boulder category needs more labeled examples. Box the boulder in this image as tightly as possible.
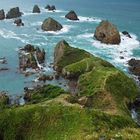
[6,7,22,19]
[41,17,63,31]
[128,58,140,76]
[14,18,24,26]
[0,57,7,64]
[36,47,45,64]
[94,20,121,44]
[78,96,93,107]
[33,5,40,13]
[122,31,132,38]
[65,10,79,20]
[0,9,5,20]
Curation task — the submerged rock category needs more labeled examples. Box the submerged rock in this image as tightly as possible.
[33,5,40,13]
[65,10,79,20]
[41,17,63,31]
[0,57,7,64]
[128,58,140,76]
[0,9,5,20]
[19,44,45,71]
[6,7,22,19]
[94,20,121,44]
[14,18,24,26]
[122,31,132,38]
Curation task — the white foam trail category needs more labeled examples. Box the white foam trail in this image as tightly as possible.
[38,25,71,35]
[30,21,42,26]
[77,33,93,39]
[78,16,101,23]
[0,29,29,44]
[61,15,101,23]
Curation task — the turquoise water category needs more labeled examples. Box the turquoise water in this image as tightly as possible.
[0,0,140,96]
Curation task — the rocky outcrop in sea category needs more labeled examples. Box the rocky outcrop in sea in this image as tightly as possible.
[65,10,79,20]
[94,20,121,44]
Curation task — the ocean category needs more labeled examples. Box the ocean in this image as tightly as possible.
[0,0,140,96]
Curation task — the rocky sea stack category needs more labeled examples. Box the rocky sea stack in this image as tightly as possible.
[0,9,5,20]
[94,20,121,44]
[45,5,56,11]
[41,17,63,31]
[19,44,45,71]
[6,7,22,19]
[33,5,40,13]
[14,18,24,26]
[65,10,79,20]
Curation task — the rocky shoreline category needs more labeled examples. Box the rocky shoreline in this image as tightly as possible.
[0,3,140,140]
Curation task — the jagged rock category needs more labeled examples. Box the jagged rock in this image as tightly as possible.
[45,5,51,9]
[19,44,45,71]
[38,75,54,82]
[128,58,140,76]
[45,5,56,11]
[65,10,79,20]
[0,9,5,20]
[0,92,9,105]
[33,5,40,13]
[14,18,24,26]
[122,31,132,38]
[6,7,22,19]
[41,17,62,31]
[36,47,45,64]
[94,20,121,44]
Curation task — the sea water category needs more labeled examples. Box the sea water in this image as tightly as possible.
[0,0,140,96]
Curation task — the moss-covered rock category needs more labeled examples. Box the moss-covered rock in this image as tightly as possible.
[54,40,92,72]
[24,84,67,104]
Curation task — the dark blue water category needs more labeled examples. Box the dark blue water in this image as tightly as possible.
[0,0,140,95]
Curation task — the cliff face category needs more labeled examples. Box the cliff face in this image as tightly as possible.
[0,40,140,140]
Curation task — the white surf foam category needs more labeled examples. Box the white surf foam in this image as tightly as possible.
[0,29,29,44]
[78,16,101,23]
[37,25,71,35]
[91,33,140,67]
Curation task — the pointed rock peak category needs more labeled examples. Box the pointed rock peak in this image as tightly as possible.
[41,17,63,31]
[33,5,40,13]
[65,10,79,20]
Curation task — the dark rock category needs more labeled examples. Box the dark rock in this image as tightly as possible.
[65,10,79,20]
[0,9,5,20]
[128,58,140,76]
[0,57,7,64]
[45,5,56,11]
[6,7,22,19]
[54,73,60,80]
[38,74,54,82]
[14,18,24,26]
[94,20,121,44]
[33,5,40,13]
[23,44,35,52]
[45,5,51,9]
[0,92,9,105]
[122,31,132,38]
[41,17,63,31]
[0,68,9,71]
[36,47,45,64]
[120,56,124,59]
